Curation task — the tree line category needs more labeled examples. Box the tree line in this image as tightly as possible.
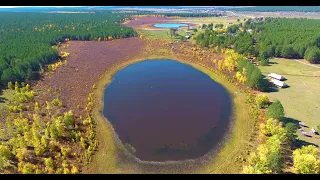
[244,95,320,174]
[229,6,320,12]
[0,12,137,87]
[119,11,225,17]
[196,18,320,63]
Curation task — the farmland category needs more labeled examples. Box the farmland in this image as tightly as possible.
[172,17,242,26]
[259,58,320,147]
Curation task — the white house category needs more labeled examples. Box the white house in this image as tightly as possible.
[270,79,288,88]
[268,73,285,81]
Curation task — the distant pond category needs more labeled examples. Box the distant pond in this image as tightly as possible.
[103,60,233,162]
[153,23,189,28]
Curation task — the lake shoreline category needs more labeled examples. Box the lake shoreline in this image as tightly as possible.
[83,39,256,173]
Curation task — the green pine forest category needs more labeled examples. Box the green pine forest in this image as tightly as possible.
[195,18,320,63]
[0,12,137,87]
[229,6,320,12]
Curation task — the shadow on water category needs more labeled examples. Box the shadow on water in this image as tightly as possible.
[153,142,191,156]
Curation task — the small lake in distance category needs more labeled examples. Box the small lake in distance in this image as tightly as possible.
[153,23,189,28]
[103,60,232,162]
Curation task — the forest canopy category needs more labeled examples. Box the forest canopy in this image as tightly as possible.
[116,11,225,17]
[0,12,137,87]
[196,18,320,63]
[229,6,320,12]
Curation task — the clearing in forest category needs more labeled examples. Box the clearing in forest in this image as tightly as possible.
[259,58,320,147]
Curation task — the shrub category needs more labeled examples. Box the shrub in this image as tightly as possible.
[86,102,93,112]
[285,123,298,144]
[260,118,287,140]
[44,157,55,169]
[15,148,27,162]
[268,100,285,120]
[50,123,59,140]
[51,98,63,107]
[26,84,30,91]
[55,168,63,174]
[8,81,14,90]
[293,145,320,174]
[237,58,269,91]
[34,102,40,112]
[80,137,87,149]
[63,168,70,174]
[0,145,12,160]
[260,58,269,66]
[255,94,269,108]
[304,46,320,64]
[63,110,74,127]
[61,147,71,158]
[18,162,38,174]
[71,165,79,174]
[15,81,19,89]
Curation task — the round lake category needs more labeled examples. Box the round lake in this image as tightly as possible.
[103,60,232,162]
[153,23,188,28]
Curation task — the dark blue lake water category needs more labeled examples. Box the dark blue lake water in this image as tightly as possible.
[103,60,232,161]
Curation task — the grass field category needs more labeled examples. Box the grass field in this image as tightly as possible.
[235,12,320,19]
[137,29,172,39]
[259,58,320,147]
[137,29,193,42]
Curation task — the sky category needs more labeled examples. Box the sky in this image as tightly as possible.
[0,6,256,9]
[0,6,233,9]
[0,6,86,8]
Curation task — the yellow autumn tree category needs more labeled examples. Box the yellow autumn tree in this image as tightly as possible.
[293,145,320,174]
[60,52,69,58]
[235,71,246,84]
[259,118,287,141]
[222,49,244,73]
[255,94,269,109]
